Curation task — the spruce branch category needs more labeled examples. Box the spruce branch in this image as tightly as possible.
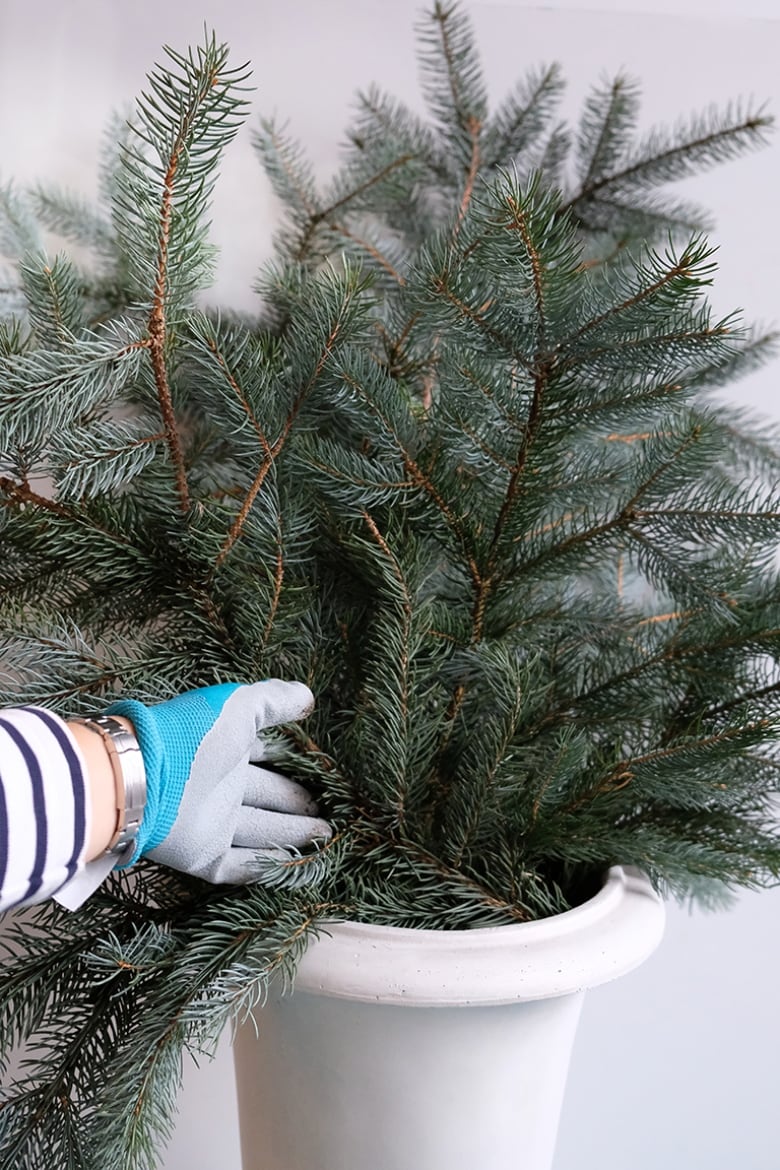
[455,115,482,231]
[561,102,773,213]
[564,236,717,347]
[568,720,775,813]
[419,1,488,166]
[117,36,252,512]
[199,331,272,455]
[214,279,354,567]
[325,219,406,284]
[319,154,417,222]
[513,424,705,583]
[429,273,535,374]
[577,74,641,191]
[504,189,547,343]
[484,63,565,169]
[29,183,115,255]
[335,360,484,591]
[486,363,549,572]
[256,120,413,277]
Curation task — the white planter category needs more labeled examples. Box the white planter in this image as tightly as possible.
[234,866,664,1170]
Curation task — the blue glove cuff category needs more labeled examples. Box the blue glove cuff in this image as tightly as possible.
[107,683,240,862]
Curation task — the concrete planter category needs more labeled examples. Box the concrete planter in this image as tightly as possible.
[234,866,664,1170]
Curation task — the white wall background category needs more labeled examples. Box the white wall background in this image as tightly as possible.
[1,2,779,1167]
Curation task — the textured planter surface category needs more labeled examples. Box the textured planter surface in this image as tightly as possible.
[234,866,665,1170]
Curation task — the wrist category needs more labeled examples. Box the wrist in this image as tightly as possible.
[68,715,144,862]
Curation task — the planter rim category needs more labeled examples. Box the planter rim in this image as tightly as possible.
[291,865,665,1006]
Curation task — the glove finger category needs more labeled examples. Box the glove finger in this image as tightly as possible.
[243,679,315,733]
[233,806,332,850]
[199,846,292,886]
[240,764,321,816]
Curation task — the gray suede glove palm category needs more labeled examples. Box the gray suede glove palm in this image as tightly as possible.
[108,680,331,884]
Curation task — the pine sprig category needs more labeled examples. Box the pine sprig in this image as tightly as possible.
[416,1,488,172]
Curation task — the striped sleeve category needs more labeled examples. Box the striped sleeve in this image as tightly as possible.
[0,706,90,912]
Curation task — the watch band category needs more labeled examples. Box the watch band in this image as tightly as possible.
[73,714,147,862]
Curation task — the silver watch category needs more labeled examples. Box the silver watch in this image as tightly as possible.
[73,714,147,861]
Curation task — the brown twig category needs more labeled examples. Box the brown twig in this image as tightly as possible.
[0,476,73,519]
[146,65,226,515]
[454,116,481,233]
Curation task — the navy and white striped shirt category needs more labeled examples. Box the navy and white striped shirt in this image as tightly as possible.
[0,706,90,912]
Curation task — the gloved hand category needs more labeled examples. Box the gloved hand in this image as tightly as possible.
[106,680,331,884]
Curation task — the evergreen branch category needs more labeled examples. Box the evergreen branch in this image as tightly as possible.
[125,37,251,513]
[515,425,702,581]
[537,619,780,734]
[303,452,415,492]
[0,475,73,519]
[561,376,684,428]
[558,322,733,373]
[572,193,711,238]
[419,0,488,159]
[433,2,471,135]
[43,266,68,346]
[506,191,546,342]
[458,362,525,432]
[577,74,640,191]
[351,87,450,182]
[703,681,780,721]
[360,511,413,626]
[325,219,405,284]
[55,423,166,500]
[484,64,564,169]
[0,180,41,258]
[565,238,713,346]
[203,335,272,454]
[215,310,346,567]
[568,721,772,811]
[455,115,482,232]
[438,360,551,742]
[399,838,531,922]
[255,131,413,278]
[457,420,513,471]
[319,154,416,221]
[147,135,195,515]
[29,183,114,254]
[359,510,414,823]
[430,274,535,374]
[0,475,135,549]
[449,690,525,867]
[533,123,571,186]
[336,363,484,593]
[21,255,83,350]
[634,506,780,523]
[0,335,149,451]
[487,362,550,573]
[263,123,319,218]
[561,105,772,211]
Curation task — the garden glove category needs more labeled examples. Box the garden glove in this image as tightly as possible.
[55,680,331,910]
[110,679,331,880]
